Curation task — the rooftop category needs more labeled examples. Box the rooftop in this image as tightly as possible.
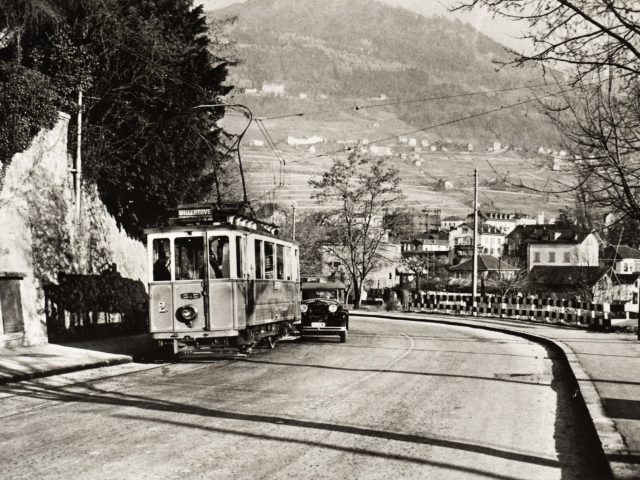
[506,224,591,244]
[528,266,610,287]
[449,255,518,272]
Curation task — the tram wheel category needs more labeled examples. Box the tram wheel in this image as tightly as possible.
[339,331,347,343]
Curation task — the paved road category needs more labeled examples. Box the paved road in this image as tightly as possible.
[0,317,610,479]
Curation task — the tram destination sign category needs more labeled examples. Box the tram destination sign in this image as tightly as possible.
[178,205,213,220]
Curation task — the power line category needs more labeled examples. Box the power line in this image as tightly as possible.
[258,81,571,121]
[317,84,581,158]
[353,82,570,111]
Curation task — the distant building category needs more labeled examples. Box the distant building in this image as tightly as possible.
[467,143,473,152]
[249,140,264,147]
[244,88,258,95]
[398,137,408,144]
[527,265,612,302]
[408,138,417,147]
[369,145,393,156]
[420,140,429,147]
[493,141,501,152]
[449,255,518,283]
[287,135,325,146]
[261,83,285,95]
[553,156,572,171]
[449,223,506,261]
[441,215,464,231]
[298,93,308,99]
[602,246,640,274]
[505,225,599,271]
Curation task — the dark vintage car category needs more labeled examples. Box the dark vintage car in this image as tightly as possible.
[299,282,349,343]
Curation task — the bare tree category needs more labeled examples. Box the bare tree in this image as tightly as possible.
[400,252,433,294]
[456,1,640,224]
[454,1,640,79]
[310,152,405,308]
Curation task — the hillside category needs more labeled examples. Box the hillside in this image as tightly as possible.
[206,0,574,219]
[208,0,563,147]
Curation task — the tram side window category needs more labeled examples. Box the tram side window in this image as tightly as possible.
[209,236,230,279]
[285,246,292,280]
[254,240,263,279]
[276,244,284,280]
[152,239,171,281]
[236,236,245,278]
[175,237,204,281]
[264,242,274,279]
[293,248,299,282]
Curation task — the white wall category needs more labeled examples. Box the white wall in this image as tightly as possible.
[527,234,599,271]
[0,114,147,347]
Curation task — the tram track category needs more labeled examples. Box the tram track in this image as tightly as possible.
[302,326,416,410]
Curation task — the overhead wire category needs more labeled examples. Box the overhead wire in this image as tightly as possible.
[316,83,588,158]
[90,11,616,209]
[257,81,572,121]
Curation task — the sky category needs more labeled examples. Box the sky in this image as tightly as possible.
[197,0,531,52]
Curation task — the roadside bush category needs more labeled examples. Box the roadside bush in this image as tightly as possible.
[0,62,59,190]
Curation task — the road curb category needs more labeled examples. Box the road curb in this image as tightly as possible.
[352,311,635,480]
[0,356,133,386]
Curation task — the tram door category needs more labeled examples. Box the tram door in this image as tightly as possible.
[207,234,247,331]
[171,235,206,332]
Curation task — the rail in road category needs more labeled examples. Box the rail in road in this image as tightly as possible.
[353,310,637,480]
[0,316,616,479]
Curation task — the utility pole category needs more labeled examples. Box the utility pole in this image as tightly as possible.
[75,89,83,226]
[292,204,296,241]
[472,168,478,299]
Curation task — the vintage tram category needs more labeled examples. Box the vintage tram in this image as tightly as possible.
[145,203,301,354]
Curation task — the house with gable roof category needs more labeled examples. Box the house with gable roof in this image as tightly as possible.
[449,254,519,284]
[602,245,640,274]
[527,265,612,302]
[504,224,599,271]
[601,245,640,305]
[449,222,506,264]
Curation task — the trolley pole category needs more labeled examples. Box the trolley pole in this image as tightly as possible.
[75,89,82,226]
[472,168,479,299]
[292,204,296,241]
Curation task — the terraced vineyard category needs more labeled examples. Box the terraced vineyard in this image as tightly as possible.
[241,146,574,218]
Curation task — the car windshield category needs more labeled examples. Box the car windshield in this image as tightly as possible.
[302,289,342,301]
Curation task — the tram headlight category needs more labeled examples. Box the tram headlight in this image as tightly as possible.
[300,304,308,313]
[176,305,198,325]
[328,304,338,313]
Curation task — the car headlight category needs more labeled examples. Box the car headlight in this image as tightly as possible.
[300,304,308,313]
[328,304,338,313]
[177,305,197,324]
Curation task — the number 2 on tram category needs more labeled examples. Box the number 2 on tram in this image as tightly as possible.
[145,204,301,354]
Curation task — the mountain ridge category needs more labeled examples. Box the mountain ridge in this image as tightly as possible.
[207,0,561,147]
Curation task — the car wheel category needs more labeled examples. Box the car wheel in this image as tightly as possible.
[339,331,347,343]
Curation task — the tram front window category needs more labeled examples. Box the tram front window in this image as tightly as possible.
[175,237,204,280]
[152,238,171,281]
[209,236,230,279]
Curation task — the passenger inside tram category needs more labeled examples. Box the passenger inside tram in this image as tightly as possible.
[153,250,171,281]
[209,236,230,279]
[152,239,172,281]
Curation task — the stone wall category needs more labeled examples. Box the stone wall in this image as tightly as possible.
[0,113,147,347]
